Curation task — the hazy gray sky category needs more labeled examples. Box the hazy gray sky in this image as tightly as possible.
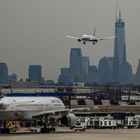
[0,0,140,81]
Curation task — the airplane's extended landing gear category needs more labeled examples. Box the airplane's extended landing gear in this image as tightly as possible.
[0,121,10,134]
[40,116,56,133]
[83,41,86,44]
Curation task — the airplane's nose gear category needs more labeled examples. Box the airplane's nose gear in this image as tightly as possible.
[40,116,56,133]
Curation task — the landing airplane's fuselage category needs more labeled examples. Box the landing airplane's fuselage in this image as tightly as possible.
[80,34,98,44]
[82,34,98,42]
[0,96,65,120]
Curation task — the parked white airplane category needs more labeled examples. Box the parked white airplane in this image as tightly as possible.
[0,96,86,129]
[66,28,115,45]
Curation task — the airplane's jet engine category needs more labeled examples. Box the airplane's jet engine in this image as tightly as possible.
[77,39,81,42]
[59,113,77,127]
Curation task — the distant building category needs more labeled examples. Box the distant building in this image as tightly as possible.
[113,10,129,83]
[58,68,74,85]
[98,57,114,84]
[82,56,89,82]
[58,48,90,84]
[9,73,17,82]
[70,48,83,82]
[86,65,99,84]
[46,80,55,86]
[119,61,133,84]
[114,11,126,65]
[28,65,42,83]
[0,62,9,83]
[10,81,39,88]
[136,59,140,84]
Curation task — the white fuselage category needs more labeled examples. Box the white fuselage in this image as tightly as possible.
[82,34,98,42]
[0,96,65,120]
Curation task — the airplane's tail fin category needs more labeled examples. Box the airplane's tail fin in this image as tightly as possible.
[93,28,96,36]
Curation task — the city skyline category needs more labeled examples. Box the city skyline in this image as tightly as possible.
[0,1,140,81]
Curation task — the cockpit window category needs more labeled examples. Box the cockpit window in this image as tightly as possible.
[0,95,4,99]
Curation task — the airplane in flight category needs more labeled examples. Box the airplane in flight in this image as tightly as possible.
[0,96,88,133]
[66,28,115,45]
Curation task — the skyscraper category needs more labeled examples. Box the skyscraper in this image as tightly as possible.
[86,65,98,84]
[119,61,132,84]
[70,48,83,82]
[58,48,89,84]
[28,65,42,83]
[82,56,89,82]
[98,57,114,84]
[58,68,74,84]
[0,62,8,83]
[113,10,127,82]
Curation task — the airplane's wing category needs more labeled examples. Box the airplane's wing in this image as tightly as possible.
[33,108,89,118]
[66,36,80,40]
[99,36,116,41]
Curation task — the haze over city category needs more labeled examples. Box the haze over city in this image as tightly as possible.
[0,0,140,81]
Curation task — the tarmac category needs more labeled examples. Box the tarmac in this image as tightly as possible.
[1,128,140,140]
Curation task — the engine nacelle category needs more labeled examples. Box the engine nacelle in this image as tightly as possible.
[94,39,98,42]
[59,113,77,127]
[77,39,81,42]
